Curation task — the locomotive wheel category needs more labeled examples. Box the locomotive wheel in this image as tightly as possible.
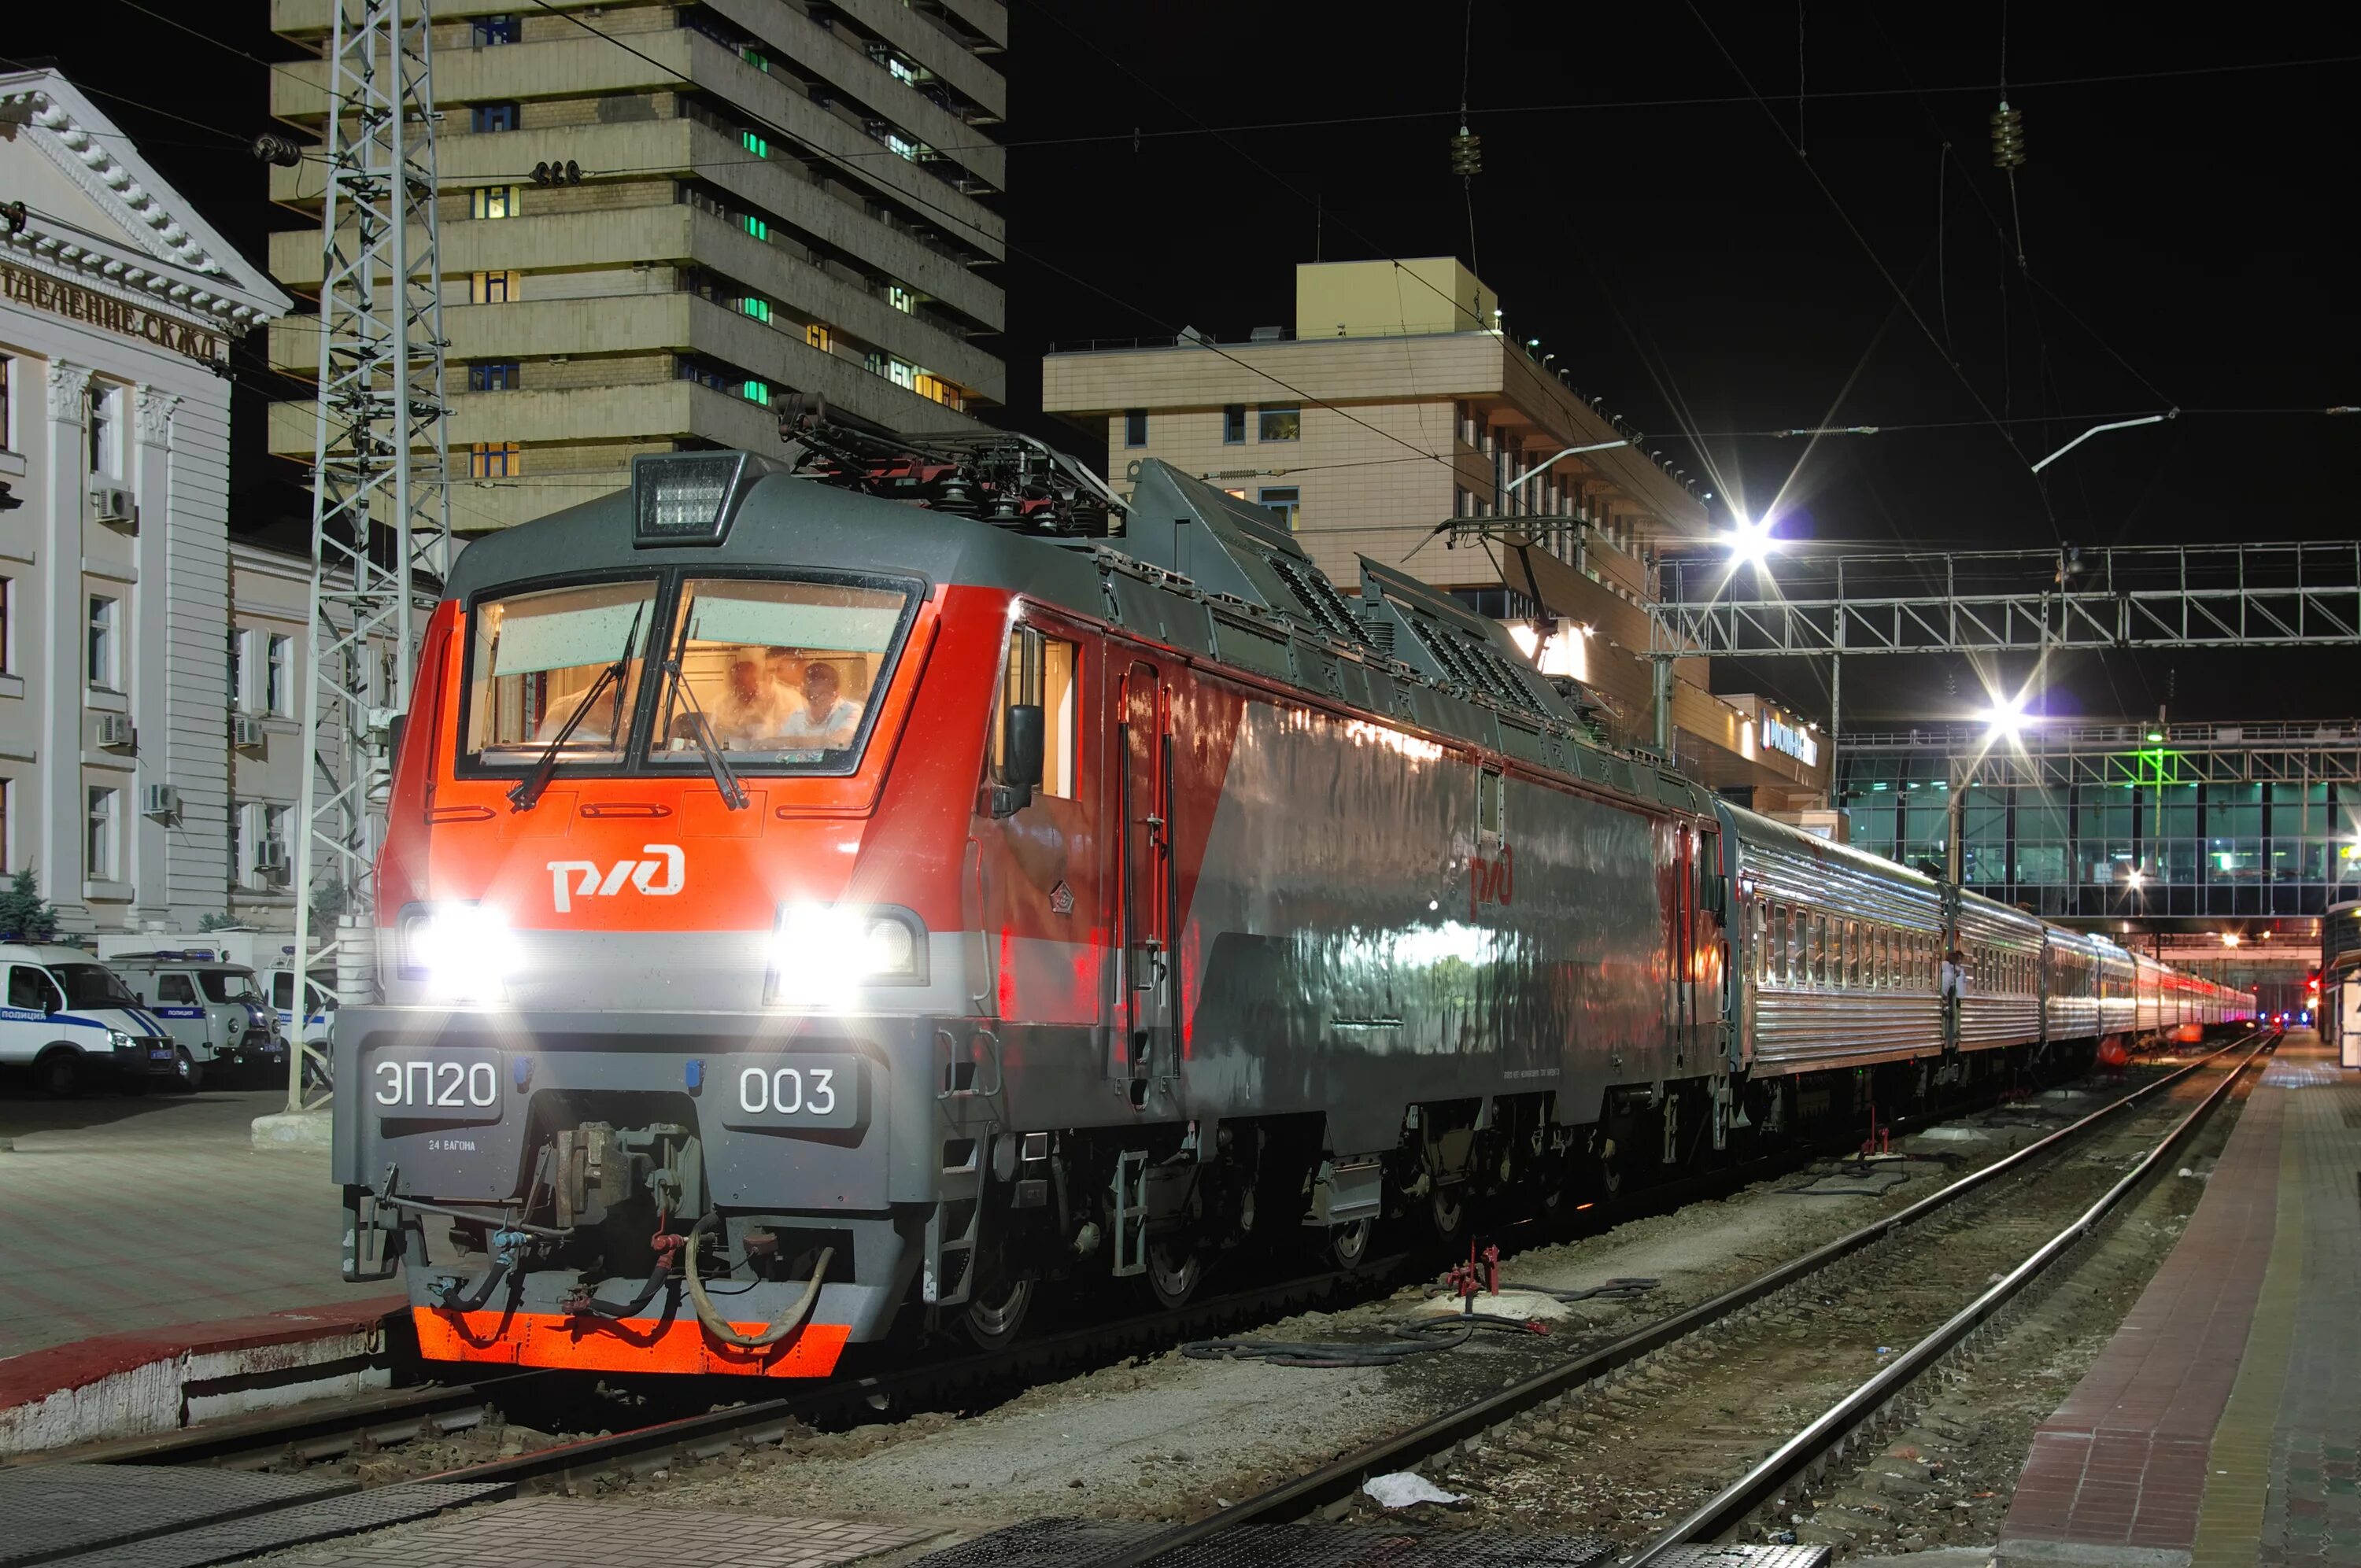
[1428,1183,1467,1243]
[963,1275,1034,1350]
[1329,1218,1373,1271]
[1592,1134,1624,1201]
[1147,1239,1202,1309]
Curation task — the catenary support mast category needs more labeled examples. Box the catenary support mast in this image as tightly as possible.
[287,0,450,1113]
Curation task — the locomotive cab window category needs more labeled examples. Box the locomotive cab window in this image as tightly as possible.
[1477,767,1504,839]
[651,575,916,771]
[466,578,659,764]
[993,624,1079,799]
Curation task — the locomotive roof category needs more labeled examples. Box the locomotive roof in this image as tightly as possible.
[449,452,1720,820]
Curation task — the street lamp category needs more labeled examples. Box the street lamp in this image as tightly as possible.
[1500,439,1631,495]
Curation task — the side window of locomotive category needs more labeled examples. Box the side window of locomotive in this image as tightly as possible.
[992,625,1081,799]
[1477,767,1504,839]
[653,576,917,769]
[466,578,658,764]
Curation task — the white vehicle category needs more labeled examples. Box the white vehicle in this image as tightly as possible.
[94,932,336,1062]
[0,942,183,1095]
[105,952,285,1087]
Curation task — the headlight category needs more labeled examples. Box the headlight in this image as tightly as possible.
[108,1029,135,1053]
[399,902,520,1004]
[767,902,925,1005]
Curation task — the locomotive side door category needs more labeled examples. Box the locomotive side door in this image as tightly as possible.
[1114,661,1172,1095]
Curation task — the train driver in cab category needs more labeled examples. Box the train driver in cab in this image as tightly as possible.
[781,659,864,750]
[713,646,804,748]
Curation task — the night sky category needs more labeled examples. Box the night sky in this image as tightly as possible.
[11,2,2355,725]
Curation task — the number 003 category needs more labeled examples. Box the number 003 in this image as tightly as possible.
[737,1065,837,1116]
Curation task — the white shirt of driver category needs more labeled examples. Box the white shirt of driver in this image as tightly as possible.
[711,678,804,747]
[780,695,865,750]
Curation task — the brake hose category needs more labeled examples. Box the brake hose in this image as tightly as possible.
[682,1211,833,1349]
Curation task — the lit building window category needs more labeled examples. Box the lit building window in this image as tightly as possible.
[471,185,520,220]
[885,131,920,161]
[741,380,771,406]
[742,45,770,72]
[1257,405,1302,442]
[742,129,769,157]
[470,270,521,304]
[887,57,917,85]
[888,283,914,313]
[889,360,914,389]
[806,322,832,352]
[469,441,522,478]
[740,297,772,323]
[912,373,962,410]
[742,213,769,241]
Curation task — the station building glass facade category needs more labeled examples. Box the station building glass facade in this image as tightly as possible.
[1839,755,2361,919]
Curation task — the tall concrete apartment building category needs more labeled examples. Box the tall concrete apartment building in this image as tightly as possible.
[1045,258,1831,812]
[265,0,1010,534]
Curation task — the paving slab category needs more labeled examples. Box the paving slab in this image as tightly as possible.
[1998,1035,2361,1568]
[0,1460,344,1566]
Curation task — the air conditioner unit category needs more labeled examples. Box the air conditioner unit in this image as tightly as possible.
[89,485,138,528]
[141,783,179,820]
[253,841,290,882]
[95,713,135,749]
[231,714,265,751]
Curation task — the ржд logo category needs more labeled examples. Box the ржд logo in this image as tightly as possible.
[545,844,685,913]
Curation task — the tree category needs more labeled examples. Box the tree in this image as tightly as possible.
[0,869,61,943]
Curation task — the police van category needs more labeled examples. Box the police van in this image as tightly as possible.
[93,932,333,1083]
[0,942,183,1095]
[104,951,285,1088]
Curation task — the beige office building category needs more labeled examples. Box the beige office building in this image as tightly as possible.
[264,0,1009,534]
[1044,258,1830,810]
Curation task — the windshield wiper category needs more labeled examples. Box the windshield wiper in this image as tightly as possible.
[508,603,644,812]
[659,605,748,810]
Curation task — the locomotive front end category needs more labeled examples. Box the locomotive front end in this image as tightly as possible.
[334,454,1006,1377]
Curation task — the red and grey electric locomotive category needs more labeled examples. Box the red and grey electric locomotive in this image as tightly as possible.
[334,421,2252,1378]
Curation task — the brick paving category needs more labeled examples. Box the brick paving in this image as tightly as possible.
[268,1500,937,1567]
[0,1088,388,1358]
[2000,1055,2284,1558]
[2000,1036,2361,1567]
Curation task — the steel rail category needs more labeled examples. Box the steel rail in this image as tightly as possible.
[1626,1027,2278,1562]
[1089,1031,2272,1568]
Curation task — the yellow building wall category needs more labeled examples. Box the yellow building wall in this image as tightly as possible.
[1294,256,1497,338]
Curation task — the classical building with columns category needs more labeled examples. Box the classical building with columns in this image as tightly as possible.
[0,67,291,933]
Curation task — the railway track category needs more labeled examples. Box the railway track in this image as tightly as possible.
[31,1057,2056,1487]
[15,1050,2203,1568]
[1078,1027,2276,1568]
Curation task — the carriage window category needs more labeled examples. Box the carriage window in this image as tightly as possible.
[1846,921,1862,988]
[1809,913,1827,986]
[1755,898,1770,983]
[466,578,659,763]
[651,575,916,771]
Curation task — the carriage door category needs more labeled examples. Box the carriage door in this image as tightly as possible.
[1115,662,1172,1094]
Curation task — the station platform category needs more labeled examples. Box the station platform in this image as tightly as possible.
[0,1086,400,1453]
[2001,1031,2360,1567]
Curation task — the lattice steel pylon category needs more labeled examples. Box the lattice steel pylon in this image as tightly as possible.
[286,0,451,1113]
